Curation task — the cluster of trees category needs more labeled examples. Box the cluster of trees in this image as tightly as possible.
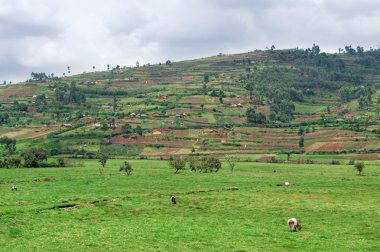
[269,99,295,122]
[246,108,266,124]
[0,113,10,125]
[209,89,225,103]
[30,72,57,82]
[8,101,28,112]
[0,136,16,154]
[121,123,143,136]
[0,157,22,168]
[0,146,66,168]
[168,156,222,173]
[339,85,373,108]
[55,82,86,106]
[34,94,48,112]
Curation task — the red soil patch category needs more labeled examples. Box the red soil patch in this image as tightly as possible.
[181,97,205,103]
[182,76,194,81]
[111,136,169,145]
[170,109,192,114]
[306,142,346,152]
[229,117,246,124]
[13,125,58,140]
[164,76,175,81]
[353,154,379,160]
[295,114,321,122]
[0,85,38,99]
[188,117,208,124]
[124,118,138,123]
[173,129,189,137]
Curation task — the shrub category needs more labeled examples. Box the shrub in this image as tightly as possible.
[57,157,66,167]
[354,162,364,175]
[120,161,133,175]
[22,147,48,168]
[168,156,187,173]
[331,160,340,165]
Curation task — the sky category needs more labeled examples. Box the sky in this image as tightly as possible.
[1,0,380,83]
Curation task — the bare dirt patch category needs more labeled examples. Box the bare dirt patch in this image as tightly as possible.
[306,142,346,152]
[182,76,194,81]
[0,85,38,99]
[180,97,205,104]
[173,129,189,137]
[111,136,169,145]
[353,154,379,160]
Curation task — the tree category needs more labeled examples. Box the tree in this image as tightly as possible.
[226,156,237,171]
[0,136,16,154]
[113,95,118,112]
[298,127,305,136]
[92,66,96,72]
[200,103,204,111]
[299,136,304,149]
[122,123,133,134]
[8,157,22,168]
[354,162,364,176]
[34,94,47,112]
[207,156,222,172]
[97,152,109,175]
[21,147,48,167]
[203,73,209,83]
[168,156,187,173]
[135,125,143,136]
[120,161,133,175]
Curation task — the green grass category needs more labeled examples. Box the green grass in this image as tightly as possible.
[1,160,379,251]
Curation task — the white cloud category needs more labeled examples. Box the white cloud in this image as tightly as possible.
[0,0,379,83]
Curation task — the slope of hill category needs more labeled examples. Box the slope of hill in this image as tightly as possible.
[0,47,379,163]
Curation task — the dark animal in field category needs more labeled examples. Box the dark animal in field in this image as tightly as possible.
[273,170,276,173]
[170,196,177,204]
[288,218,302,232]
[11,186,17,191]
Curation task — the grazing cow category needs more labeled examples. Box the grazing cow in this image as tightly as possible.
[170,196,176,204]
[11,186,17,191]
[273,170,276,173]
[288,218,302,232]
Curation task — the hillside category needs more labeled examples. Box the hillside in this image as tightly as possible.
[0,47,379,163]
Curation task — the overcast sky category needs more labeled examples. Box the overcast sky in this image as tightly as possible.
[1,0,380,83]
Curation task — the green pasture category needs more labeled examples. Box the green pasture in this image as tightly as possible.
[1,160,379,251]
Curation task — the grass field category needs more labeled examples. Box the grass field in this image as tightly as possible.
[1,160,379,251]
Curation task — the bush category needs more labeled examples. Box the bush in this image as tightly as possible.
[168,156,187,173]
[331,160,340,165]
[57,157,66,167]
[21,147,48,168]
[120,161,133,175]
[354,162,364,175]
[188,156,222,173]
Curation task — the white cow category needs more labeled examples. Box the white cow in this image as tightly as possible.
[288,218,302,232]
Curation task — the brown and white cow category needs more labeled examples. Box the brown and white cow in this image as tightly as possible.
[288,218,302,232]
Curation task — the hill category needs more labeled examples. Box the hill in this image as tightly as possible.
[0,46,379,164]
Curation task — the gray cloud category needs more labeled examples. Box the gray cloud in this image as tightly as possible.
[0,0,379,83]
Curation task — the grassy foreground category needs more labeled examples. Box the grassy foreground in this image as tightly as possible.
[0,160,379,251]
